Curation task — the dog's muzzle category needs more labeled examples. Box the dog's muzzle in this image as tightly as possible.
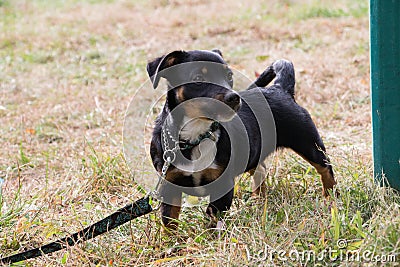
[223,92,241,112]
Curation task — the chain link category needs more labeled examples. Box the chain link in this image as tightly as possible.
[149,126,179,207]
[150,122,218,208]
[161,126,179,175]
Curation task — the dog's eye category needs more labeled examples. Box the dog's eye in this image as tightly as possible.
[226,72,233,86]
[192,74,205,83]
[227,72,233,84]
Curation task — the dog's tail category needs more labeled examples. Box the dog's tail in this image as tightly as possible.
[271,59,295,98]
[247,59,295,99]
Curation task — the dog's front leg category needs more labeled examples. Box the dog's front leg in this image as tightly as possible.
[249,161,267,197]
[159,182,182,231]
[206,188,234,227]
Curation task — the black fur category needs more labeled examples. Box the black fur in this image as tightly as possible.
[147,50,336,229]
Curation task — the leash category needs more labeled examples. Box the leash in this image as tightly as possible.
[0,197,154,264]
[0,121,217,264]
[0,149,172,264]
[0,196,153,264]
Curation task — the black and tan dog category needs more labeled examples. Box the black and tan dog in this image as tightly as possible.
[147,49,336,229]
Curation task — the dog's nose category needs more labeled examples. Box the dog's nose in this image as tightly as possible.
[224,92,241,111]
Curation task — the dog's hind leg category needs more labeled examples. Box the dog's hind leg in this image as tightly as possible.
[249,161,267,197]
[298,151,336,197]
[288,125,337,197]
[306,157,336,197]
[276,102,336,197]
[269,59,335,196]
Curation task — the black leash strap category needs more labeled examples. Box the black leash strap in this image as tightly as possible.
[0,196,153,264]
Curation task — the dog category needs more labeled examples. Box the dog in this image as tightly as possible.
[146,49,336,229]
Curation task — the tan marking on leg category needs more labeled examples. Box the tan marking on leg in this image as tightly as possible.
[165,166,183,182]
[161,193,182,232]
[309,161,337,197]
[251,162,267,197]
[295,153,337,197]
[200,166,224,182]
[248,168,255,176]
[176,86,185,102]
[167,205,181,228]
[161,205,181,234]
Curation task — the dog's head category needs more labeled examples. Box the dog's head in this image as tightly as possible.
[147,50,241,122]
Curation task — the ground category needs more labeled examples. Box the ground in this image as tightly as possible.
[0,0,399,266]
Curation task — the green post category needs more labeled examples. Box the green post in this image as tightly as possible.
[370,0,400,190]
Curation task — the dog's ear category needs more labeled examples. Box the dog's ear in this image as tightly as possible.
[211,49,223,58]
[147,50,188,89]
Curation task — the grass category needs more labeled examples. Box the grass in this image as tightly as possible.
[289,0,369,20]
[1,0,399,266]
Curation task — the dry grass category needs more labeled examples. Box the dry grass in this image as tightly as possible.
[0,0,398,266]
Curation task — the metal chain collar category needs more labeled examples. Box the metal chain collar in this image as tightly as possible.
[150,122,219,206]
[149,126,179,204]
[161,126,180,176]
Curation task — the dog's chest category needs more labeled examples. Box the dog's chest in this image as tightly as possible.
[166,136,223,187]
[179,117,214,142]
